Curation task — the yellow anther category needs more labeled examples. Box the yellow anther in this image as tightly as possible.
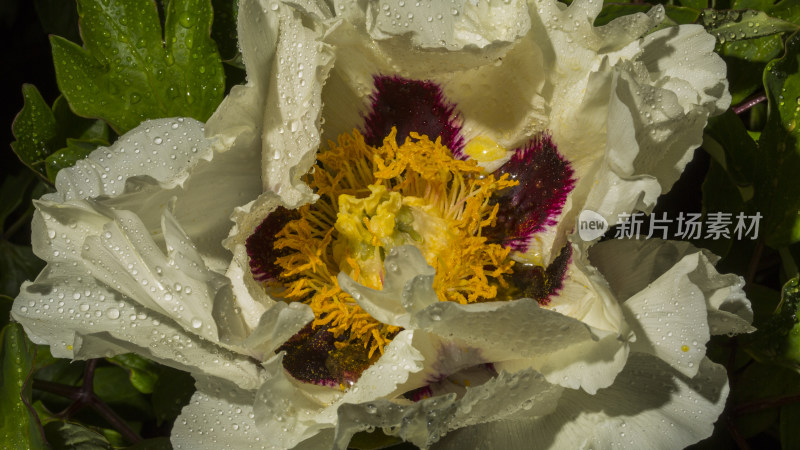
[271,129,516,359]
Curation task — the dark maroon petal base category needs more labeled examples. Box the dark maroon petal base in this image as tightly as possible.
[503,244,572,306]
[363,75,464,153]
[276,323,338,387]
[486,134,575,252]
[245,206,300,281]
[277,322,378,387]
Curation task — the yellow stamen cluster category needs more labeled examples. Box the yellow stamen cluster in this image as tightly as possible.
[272,129,517,357]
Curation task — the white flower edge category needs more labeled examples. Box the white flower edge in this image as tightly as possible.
[11,118,277,390]
[220,0,730,268]
[171,237,750,448]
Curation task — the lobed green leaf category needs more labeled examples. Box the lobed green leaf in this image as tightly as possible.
[744,277,800,367]
[43,421,111,449]
[51,0,224,134]
[11,85,60,178]
[10,86,110,182]
[702,9,799,43]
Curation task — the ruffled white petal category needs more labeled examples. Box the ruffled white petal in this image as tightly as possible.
[172,375,336,450]
[46,118,261,271]
[220,191,316,347]
[12,266,262,389]
[368,0,529,51]
[435,354,729,450]
[340,245,628,394]
[262,2,335,204]
[332,367,562,449]
[13,117,267,388]
[250,330,427,448]
[590,239,755,336]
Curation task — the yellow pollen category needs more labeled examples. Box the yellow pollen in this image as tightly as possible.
[681,345,690,352]
[271,129,517,357]
[463,135,509,164]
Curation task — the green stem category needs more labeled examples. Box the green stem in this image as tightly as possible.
[33,359,142,444]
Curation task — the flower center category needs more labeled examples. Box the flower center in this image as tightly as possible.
[270,129,517,364]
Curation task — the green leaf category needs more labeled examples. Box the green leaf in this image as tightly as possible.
[210,0,239,61]
[704,109,758,189]
[52,96,110,144]
[10,86,110,181]
[107,354,159,394]
[678,0,708,9]
[721,35,783,104]
[756,32,800,247]
[11,85,60,177]
[43,421,111,450]
[744,277,800,368]
[0,323,46,450]
[51,0,225,134]
[45,139,106,183]
[92,366,153,420]
[150,366,194,424]
[702,9,799,43]
[0,171,36,231]
[699,160,743,257]
[0,240,45,298]
[781,402,800,450]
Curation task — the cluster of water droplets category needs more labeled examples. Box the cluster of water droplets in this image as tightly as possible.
[50,118,207,201]
[371,0,528,50]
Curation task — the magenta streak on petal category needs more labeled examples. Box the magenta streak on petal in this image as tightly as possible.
[362,75,464,153]
[486,133,575,252]
[245,206,300,281]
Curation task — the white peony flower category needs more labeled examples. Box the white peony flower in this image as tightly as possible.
[12,0,753,449]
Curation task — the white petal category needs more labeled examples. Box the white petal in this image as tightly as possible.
[368,0,529,51]
[414,298,606,363]
[261,2,335,204]
[222,191,315,336]
[251,330,427,449]
[590,239,755,336]
[545,242,626,334]
[332,367,562,449]
[338,245,437,328]
[47,117,261,271]
[622,254,710,377]
[435,354,729,450]
[50,118,209,202]
[172,375,337,450]
[496,332,628,395]
[341,245,628,392]
[12,266,262,389]
[242,302,315,360]
[76,205,222,343]
[205,0,279,155]
[637,25,730,116]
